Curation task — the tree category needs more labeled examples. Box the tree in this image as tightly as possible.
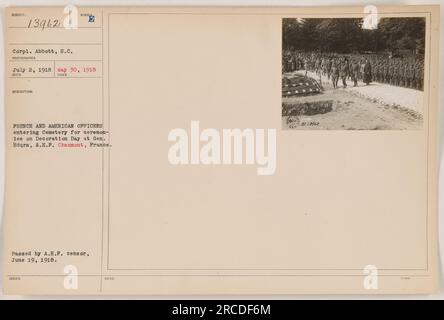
[376,17,425,53]
[282,18,301,50]
[282,17,425,55]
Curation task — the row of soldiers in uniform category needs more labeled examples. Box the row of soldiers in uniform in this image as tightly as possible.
[318,56,372,89]
[283,51,424,91]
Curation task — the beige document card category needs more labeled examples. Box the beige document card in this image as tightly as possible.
[3,5,440,295]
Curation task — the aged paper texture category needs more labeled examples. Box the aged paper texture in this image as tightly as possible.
[3,5,440,294]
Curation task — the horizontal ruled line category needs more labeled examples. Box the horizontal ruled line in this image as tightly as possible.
[7,274,432,277]
[8,26,101,29]
[9,43,102,45]
[9,76,102,79]
[9,60,103,62]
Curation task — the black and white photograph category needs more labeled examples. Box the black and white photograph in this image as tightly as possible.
[282,17,426,130]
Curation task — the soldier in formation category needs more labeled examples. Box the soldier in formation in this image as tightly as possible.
[282,50,424,90]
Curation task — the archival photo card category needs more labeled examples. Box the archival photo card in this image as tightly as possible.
[3,5,439,295]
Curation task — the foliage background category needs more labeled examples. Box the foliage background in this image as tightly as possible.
[283,18,425,55]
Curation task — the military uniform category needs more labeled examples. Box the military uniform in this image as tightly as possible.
[382,63,389,84]
[326,58,332,80]
[375,63,381,82]
[331,60,339,89]
[388,63,394,85]
[363,61,372,85]
[351,61,359,87]
[339,60,349,88]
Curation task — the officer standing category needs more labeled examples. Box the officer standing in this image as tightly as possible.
[363,59,372,85]
[327,57,332,80]
[331,58,339,89]
[339,58,349,88]
[351,60,359,87]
